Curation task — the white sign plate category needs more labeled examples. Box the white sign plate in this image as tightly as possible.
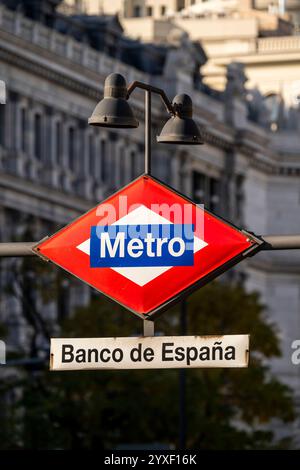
[50,335,249,370]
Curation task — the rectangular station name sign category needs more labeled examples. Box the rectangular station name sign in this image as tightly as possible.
[50,335,249,371]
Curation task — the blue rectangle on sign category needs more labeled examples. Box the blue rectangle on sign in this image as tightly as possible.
[90,224,194,268]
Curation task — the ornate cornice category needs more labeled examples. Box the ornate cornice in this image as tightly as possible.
[0,170,91,216]
[0,41,101,100]
[1,19,300,178]
[199,126,232,151]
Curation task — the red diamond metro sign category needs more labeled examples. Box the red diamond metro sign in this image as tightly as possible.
[34,175,261,319]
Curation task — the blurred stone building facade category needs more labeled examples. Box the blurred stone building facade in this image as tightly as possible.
[0,0,300,442]
[73,0,300,106]
[255,0,300,30]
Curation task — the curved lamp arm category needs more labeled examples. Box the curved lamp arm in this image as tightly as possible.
[127,81,175,115]
[126,80,175,175]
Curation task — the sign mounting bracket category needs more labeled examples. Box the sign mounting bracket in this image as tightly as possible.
[143,320,155,337]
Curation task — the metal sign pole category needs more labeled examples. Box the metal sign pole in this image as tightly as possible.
[145,90,151,175]
[179,298,187,449]
[143,319,154,337]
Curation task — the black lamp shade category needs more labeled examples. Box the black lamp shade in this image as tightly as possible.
[157,94,203,145]
[88,73,139,129]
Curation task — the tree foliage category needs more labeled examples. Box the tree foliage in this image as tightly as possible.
[0,276,295,450]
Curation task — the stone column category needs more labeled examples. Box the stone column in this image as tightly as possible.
[0,80,5,104]
[223,62,248,223]
[239,0,254,11]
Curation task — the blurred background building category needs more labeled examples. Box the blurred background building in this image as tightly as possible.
[0,0,300,443]
[60,1,300,104]
[255,1,300,30]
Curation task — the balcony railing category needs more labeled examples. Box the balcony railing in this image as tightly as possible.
[257,36,300,53]
[0,5,147,84]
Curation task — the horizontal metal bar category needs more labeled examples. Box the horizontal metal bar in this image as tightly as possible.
[0,242,36,257]
[1,234,299,260]
[262,235,300,250]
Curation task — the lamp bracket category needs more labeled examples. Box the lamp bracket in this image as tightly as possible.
[127,81,174,115]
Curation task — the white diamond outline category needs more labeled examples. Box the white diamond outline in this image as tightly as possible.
[76,205,208,287]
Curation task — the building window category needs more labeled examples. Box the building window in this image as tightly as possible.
[147,6,152,16]
[209,177,220,213]
[119,146,126,186]
[57,279,70,322]
[20,108,26,152]
[34,114,42,160]
[130,150,137,179]
[161,5,166,16]
[133,5,141,17]
[176,0,185,12]
[263,93,282,131]
[235,174,244,222]
[74,0,83,10]
[108,134,117,188]
[159,154,172,184]
[192,171,220,213]
[88,134,96,176]
[68,126,76,171]
[0,105,5,147]
[192,171,206,204]
[54,121,62,165]
[100,140,108,182]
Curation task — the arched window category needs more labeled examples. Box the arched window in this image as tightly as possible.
[263,92,282,131]
[34,113,42,160]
